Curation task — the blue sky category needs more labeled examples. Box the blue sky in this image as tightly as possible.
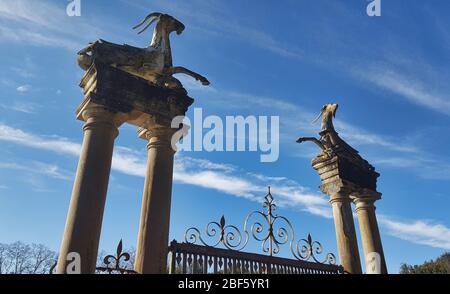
[0,0,450,273]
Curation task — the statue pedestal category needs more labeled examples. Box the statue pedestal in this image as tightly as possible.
[311,151,387,274]
[77,62,193,128]
[57,63,193,274]
[312,152,379,191]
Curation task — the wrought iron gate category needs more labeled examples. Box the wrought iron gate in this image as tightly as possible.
[168,188,344,274]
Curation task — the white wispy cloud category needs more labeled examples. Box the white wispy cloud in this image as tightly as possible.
[0,26,80,51]
[0,101,38,114]
[1,0,449,251]
[184,81,450,180]
[174,157,332,218]
[128,0,303,60]
[0,124,146,177]
[3,0,448,124]
[379,216,450,250]
[353,66,450,117]
[0,0,103,51]
[372,155,450,180]
[144,0,450,118]
[334,120,419,154]
[186,85,420,155]
[0,0,62,29]
[1,123,450,248]
[16,84,31,93]
[111,146,146,177]
[0,124,81,156]
[0,161,72,181]
[175,169,259,200]
[177,156,235,173]
[5,0,448,119]
[0,123,330,217]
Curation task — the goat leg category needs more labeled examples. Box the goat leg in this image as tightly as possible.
[296,137,326,151]
[168,66,210,85]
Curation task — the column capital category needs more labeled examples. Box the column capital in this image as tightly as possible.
[77,103,128,134]
[138,125,180,152]
[80,104,115,121]
[79,105,124,140]
[320,180,356,204]
[352,189,381,212]
[329,192,352,204]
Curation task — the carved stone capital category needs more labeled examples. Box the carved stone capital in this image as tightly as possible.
[320,180,343,196]
[352,189,382,212]
[76,104,124,139]
[320,179,355,197]
[138,125,179,152]
[79,104,116,122]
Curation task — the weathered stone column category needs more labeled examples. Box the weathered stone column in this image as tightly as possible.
[57,62,194,274]
[57,105,121,274]
[326,186,362,274]
[134,125,177,274]
[299,104,386,274]
[353,191,387,274]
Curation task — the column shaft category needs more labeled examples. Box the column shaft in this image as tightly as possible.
[330,193,362,274]
[355,200,388,273]
[134,128,175,274]
[57,107,118,274]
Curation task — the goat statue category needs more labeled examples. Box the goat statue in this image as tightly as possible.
[77,12,209,89]
[296,103,359,158]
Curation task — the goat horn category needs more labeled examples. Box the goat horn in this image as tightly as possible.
[133,12,162,29]
[135,17,158,34]
[311,110,323,124]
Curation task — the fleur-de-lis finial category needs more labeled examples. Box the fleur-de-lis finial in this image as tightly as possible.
[220,215,226,229]
[95,240,136,274]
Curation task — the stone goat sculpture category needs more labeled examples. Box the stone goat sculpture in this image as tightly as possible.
[297,103,359,157]
[77,12,209,89]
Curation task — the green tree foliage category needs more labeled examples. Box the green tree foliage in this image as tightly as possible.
[400,253,450,274]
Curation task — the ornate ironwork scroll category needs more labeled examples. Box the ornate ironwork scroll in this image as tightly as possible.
[185,215,244,250]
[96,240,137,274]
[184,187,337,265]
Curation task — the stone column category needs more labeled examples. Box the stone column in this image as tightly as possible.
[57,105,120,274]
[354,192,387,274]
[328,189,362,274]
[134,125,177,274]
